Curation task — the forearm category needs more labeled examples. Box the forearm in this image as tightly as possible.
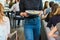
[52,34,58,38]
[41,14,48,19]
[48,27,57,37]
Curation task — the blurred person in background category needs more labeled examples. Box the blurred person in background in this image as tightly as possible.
[47,3,59,29]
[42,1,54,21]
[48,6,60,40]
[9,0,15,8]
[10,0,20,27]
[44,1,54,22]
[46,3,60,39]
[0,3,10,40]
[44,3,59,40]
[4,0,9,8]
[10,0,20,12]
[43,1,51,17]
[42,1,49,20]
[19,0,43,40]
[43,1,49,11]
[41,1,54,30]
[6,0,8,4]
[49,1,54,11]
[14,0,17,4]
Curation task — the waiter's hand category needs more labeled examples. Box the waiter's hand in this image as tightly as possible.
[20,12,29,17]
[39,10,43,16]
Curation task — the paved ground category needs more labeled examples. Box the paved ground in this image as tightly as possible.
[11,26,25,40]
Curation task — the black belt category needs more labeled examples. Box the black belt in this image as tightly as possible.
[24,15,39,19]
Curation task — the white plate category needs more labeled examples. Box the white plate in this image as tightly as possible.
[25,10,40,15]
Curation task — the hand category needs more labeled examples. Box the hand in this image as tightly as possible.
[20,12,29,17]
[39,10,43,16]
[24,12,29,17]
[20,12,24,17]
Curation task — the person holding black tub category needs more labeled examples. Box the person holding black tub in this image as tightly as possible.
[19,0,43,40]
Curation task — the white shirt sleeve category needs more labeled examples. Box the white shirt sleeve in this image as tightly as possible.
[7,18,10,34]
[9,4,16,11]
[3,16,10,39]
[6,17,10,35]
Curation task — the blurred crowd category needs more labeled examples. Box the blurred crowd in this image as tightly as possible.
[0,0,60,40]
[42,1,60,40]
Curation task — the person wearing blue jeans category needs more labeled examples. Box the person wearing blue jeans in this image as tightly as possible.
[24,17,41,40]
[19,0,43,40]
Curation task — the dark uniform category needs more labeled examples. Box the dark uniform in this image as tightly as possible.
[19,0,43,40]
